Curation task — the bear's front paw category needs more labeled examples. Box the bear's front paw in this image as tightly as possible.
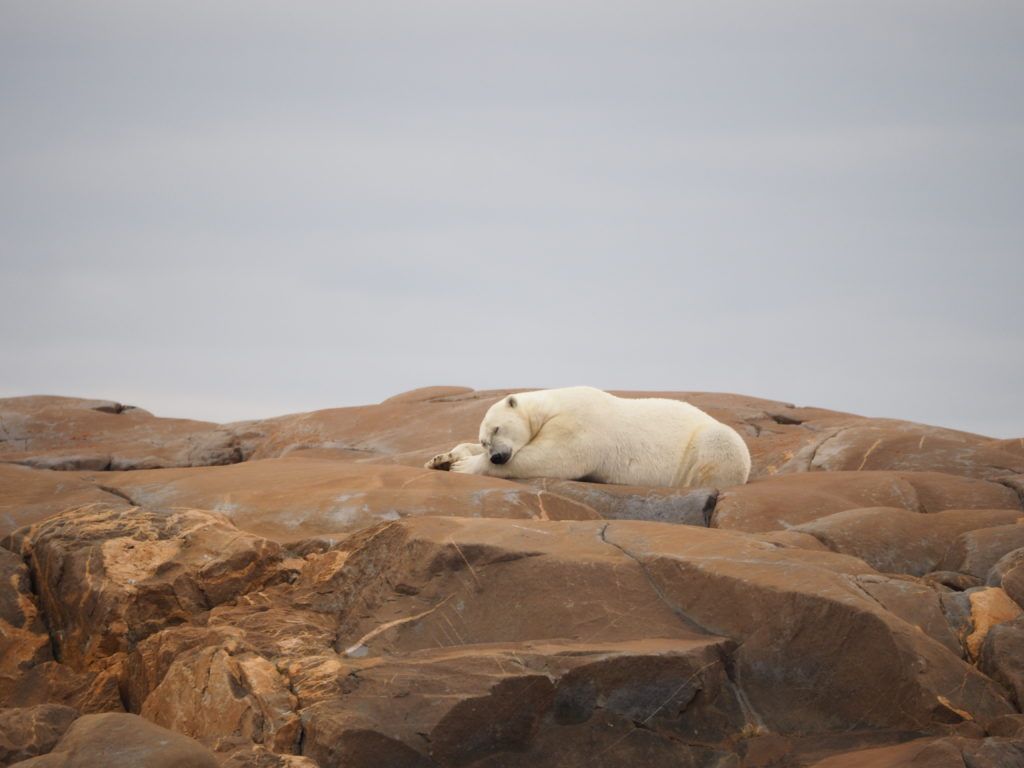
[451,454,487,474]
[425,452,454,471]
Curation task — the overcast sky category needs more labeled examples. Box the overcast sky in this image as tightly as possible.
[2,2,1022,435]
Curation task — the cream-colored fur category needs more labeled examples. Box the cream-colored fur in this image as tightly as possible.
[425,386,751,488]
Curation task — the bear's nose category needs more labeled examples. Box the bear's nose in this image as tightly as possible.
[490,451,510,465]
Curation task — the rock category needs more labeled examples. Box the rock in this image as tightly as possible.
[0,464,128,537]
[924,571,984,591]
[0,548,51,700]
[0,704,77,767]
[967,589,1023,660]
[851,575,962,655]
[0,396,241,471]
[92,457,598,541]
[792,507,1022,576]
[519,477,717,525]
[714,471,1019,533]
[5,504,285,669]
[296,518,1012,735]
[806,737,961,767]
[598,521,1012,732]
[808,421,1024,481]
[3,388,1024,767]
[988,714,1024,738]
[979,616,1024,708]
[999,474,1024,506]
[140,643,301,754]
[959,737,1024,768]
[299,638,743,768]
[939,524,1024,580]
[806,736,1024,767]
[987,547,1024,598]
[7,712,220,767]
[219,745,319,768]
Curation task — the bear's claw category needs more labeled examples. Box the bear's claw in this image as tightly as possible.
[425,452,454,471]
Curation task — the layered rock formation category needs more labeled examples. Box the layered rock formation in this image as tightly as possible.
[1,388,1023,767]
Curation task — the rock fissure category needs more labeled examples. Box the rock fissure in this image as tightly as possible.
[597,524,715,636]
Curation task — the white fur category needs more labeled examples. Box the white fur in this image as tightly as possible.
[425,386,751,488]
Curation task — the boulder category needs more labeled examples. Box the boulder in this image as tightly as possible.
[4,504,285,669]
[940,524,1024,580]
[714,471,1019,533]
[0,396,241,471]
[0,548,51,699]
[6,712,219,767]
[979,616,1024,708]
[808,421,1024,481]
[988,548,1024,607]
[0,704,77,767]
[792,507,1022,576]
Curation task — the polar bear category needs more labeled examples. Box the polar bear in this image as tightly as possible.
[425,386,751,487]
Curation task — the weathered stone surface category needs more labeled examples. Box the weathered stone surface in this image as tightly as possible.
[5,504,285,669]
[93,457,598,542]
[924,570,985,591]
[7,712,220,767]
[3,388,1024,767]
[0,396,242,471]
[852,575,962,656]
[793,507,1022,576]
[714,471,1020,533]
[979,616,1024,708]
[300,518,1012,733]
[807,736,1024,767]
[300,639,743,768]
[989,549,1024,607]
[140,643,300,754]
[599,521,1012,732]
[0,704,77,767]
[967,588,1022,660]
[940,524,1024,580]
[0,548,51,699]
[0,464,127,537]
[519,477,717,525]
[809,421,1024,480]
[988,714,1024,738]
[219,745,319,768]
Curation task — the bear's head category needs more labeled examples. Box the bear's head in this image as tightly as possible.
[478,395,531,465]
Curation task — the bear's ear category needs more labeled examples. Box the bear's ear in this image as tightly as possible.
[508,396,517,409]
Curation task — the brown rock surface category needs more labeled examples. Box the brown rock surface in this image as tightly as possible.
[988,548,1024,607]
[0,464,128,537]
[2,387,1024,766]
[808,421,1024,480]
[940,523,1024,581]
[7,712,220,767]
[714,470,1021,533]
[0,704,77,767]
[5,504,286,669]
[0,396,242,471]
[792,507,1023,576]
[519,477,717,525]
[979,616,1024,707]
[92,457,597,542]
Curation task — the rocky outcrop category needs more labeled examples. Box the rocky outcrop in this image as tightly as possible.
[1,387,1023,766]
[5,712,220,767]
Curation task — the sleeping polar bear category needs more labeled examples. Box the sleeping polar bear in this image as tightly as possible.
[425,386,751,487]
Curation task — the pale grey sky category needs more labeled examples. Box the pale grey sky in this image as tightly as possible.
[2,2,1022,435]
